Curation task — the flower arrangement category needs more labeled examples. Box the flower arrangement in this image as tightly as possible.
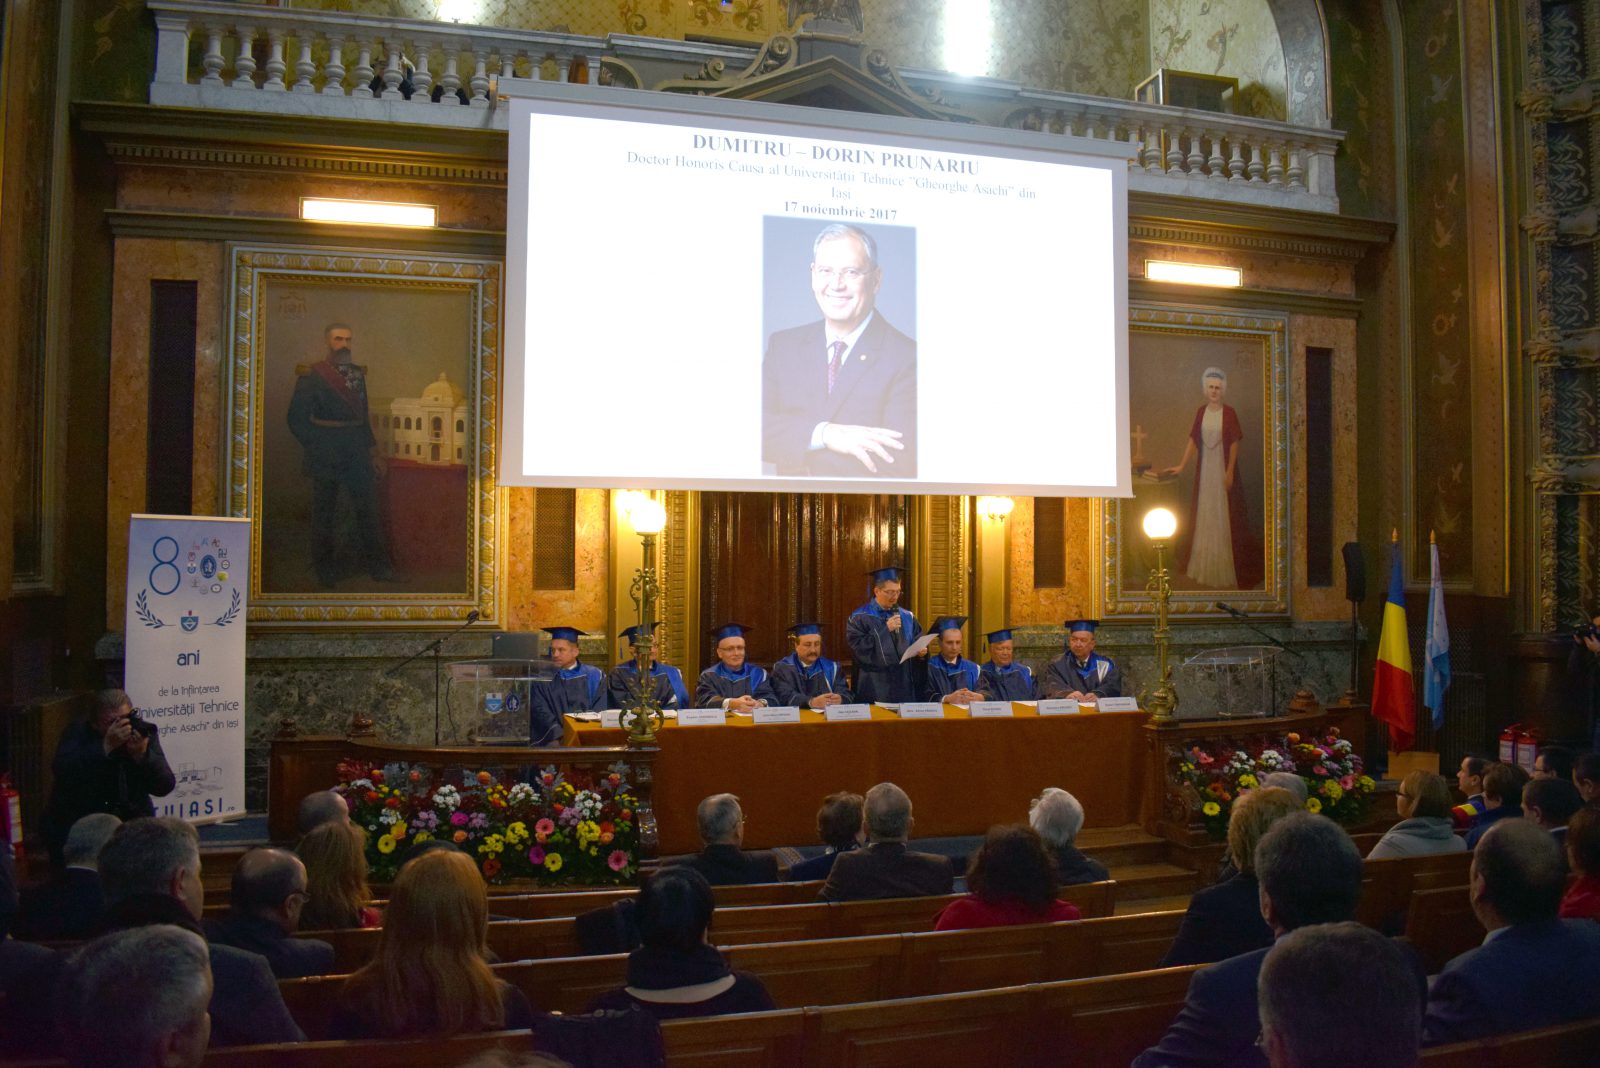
[1173,727,1375,838]
[335,760,641,885]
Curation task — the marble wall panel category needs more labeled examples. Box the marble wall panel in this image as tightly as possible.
[1008,495,1097,627]
[506,487,610,633]
[1290,313,1358,621]
[1149,0,1288,119]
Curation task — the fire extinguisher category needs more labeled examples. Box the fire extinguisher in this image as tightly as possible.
[0,773,23,866]
[1498,723,1520,765]
[1516,726,1539,775]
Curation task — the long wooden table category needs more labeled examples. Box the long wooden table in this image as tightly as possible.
[564,705,1148,854]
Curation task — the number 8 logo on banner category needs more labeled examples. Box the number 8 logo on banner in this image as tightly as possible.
[150,536,181,595]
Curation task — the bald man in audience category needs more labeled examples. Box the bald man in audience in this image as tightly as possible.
[1133,813,1381,1068]
[1258,923,1421,1068]
[818,782,954,901]
[1422,819,1600,1045]
[60,925,214,1068]
[296,789,350,836]
[205,848,334,979]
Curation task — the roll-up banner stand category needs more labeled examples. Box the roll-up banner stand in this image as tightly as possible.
[124,514,250,823]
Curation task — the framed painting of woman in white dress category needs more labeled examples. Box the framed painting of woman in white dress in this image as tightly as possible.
[1103,308,1289,617]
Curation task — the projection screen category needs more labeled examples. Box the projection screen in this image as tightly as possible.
[501,80,1130,498]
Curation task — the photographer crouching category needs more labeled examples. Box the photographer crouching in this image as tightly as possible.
[1571,616,1600,752]
[41,689,176,867]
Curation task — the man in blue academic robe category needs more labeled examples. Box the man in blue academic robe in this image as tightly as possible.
[979,628,1037,701]
[846,566,923,703]
[771,622,854,710]
[694,623,778,709]
[528,626,604,745]
[1042,620,1123,702]
[605,622,690,710]
[924,616,986,703]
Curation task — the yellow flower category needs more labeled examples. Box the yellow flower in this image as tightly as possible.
[1324,783,1343,802]
[391,822,407,839]
[412,831,432,843]
[507,821,528,842]
[544,852,564,872]
[1306,797,1322,814]
[1237,774,1258,789]
[376,834,397,854]
[1202,801,1221,816]
[1358,776,1376,791]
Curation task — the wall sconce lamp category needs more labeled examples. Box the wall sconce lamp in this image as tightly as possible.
[299,198,437,228]
[1144,260,1242,288]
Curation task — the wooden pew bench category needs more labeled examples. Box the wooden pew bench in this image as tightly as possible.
[1355,850,1473,933]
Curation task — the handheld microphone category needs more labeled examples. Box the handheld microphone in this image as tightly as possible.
[1215,602,1249,619]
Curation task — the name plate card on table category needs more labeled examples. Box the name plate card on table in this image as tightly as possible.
[825,704,872,722]
[1037,699,1080,716]
[969,701,1015,718]
[1096,696,1140,712]
[754,706,802,725]
[678,708,728,726]
[899,703,947,720]
[600,709,622,728]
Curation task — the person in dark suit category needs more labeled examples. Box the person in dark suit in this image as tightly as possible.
[787,791,864,883]
[675,793,779,886]
[1422,819,1600,1045]
[1160,786,1301,967]
[761,223,917,478]
[58,925,214,1068]
[771,622,854,710]
[15,812,118,940]
[1027,787,1110,887]
[1041,620,1123,702]
[42,689,176,866]
[1132,812,1369,1068]
[1257,922,1422,1068]
[846,565,923,704]
[205,848,334,980]
[819,782,954,901]
[1463,762,1525,849]
[97,817,305,1048]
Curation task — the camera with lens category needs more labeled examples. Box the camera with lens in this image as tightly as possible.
[1577,621,1599,642]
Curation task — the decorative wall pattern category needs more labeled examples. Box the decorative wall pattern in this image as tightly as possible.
[1324,0,1396,220]
[1149,0,1288,119]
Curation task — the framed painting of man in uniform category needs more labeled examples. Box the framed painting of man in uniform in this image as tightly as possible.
[1102,307,1289,617]
[226,246,501,623]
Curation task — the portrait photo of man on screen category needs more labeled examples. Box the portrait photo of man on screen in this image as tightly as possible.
[761,221,917,479]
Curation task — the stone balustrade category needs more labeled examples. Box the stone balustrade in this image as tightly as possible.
[147,0,1342,212]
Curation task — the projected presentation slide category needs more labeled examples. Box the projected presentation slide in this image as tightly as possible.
[502,86,1129,497]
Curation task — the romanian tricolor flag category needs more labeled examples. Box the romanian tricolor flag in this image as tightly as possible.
[1371,535,1416,752]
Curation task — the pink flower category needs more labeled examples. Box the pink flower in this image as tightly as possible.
[1339,775,1354,789]
[1313,766,1327,776]
[607,849,629,872]
[527,845,546,865]
[450,810,469,826]
[1196,752,1215,766]
[535,818,556,836]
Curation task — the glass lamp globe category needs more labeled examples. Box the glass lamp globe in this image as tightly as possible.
[1142,507,1177,541]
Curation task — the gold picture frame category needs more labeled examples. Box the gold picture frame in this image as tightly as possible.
[226,245,501,624]
[1101,305,1290,617]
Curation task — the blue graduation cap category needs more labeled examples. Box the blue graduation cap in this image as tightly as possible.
[985,628,1014,645]
[619,622,662,644]
[1064,619,1100,634]
[932,615,967,635]
[787,622,823,637]
[708,622,753,642]
[867,565,906,587]
[543,627,587,644]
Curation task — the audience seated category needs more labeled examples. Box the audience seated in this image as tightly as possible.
[1575,751,1600,804]
[1,846,64,1059]
[1160,786,1300,967]
[818,782,955,901]
[1559,805,1600,921]
[297,789,352,836]
[1028,787,1109,886]
[1367,771,1467,860]
[934,824,1080,931]
[674,793,779,886]
[296,819,382,929]
[59,925,214,1068]
[1257,922,1421,1068]
[1533,744,1574,781]
[1450,754,1490,828]
[1464,763,1524,848]
[1133,812,1367,1068]
[1422,819,1600,1044]
[205,847,334,979]
[586,866,775,1020]
[786,791,864,883]
[97,817,304,1046]
[329,849,535,1039]
[14,812,119,940]
[1522,776,1583,859]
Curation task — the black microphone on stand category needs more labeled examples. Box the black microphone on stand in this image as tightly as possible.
[1214,602,1249,619]
[1215,602,1300,658]
[388,610,482,744]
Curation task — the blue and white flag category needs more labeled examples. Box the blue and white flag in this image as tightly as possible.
[1423,537,1451,731]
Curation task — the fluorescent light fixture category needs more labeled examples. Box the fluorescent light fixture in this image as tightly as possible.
[299,198,437,228]
[1144,260,1242,288]
[943,1,993,77]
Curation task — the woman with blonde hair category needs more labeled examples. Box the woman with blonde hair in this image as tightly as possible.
[1159,786,1302,966]
[329,849,534,1038]
[295,819,381,929]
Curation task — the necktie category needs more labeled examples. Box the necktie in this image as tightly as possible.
[828,340,846,394]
